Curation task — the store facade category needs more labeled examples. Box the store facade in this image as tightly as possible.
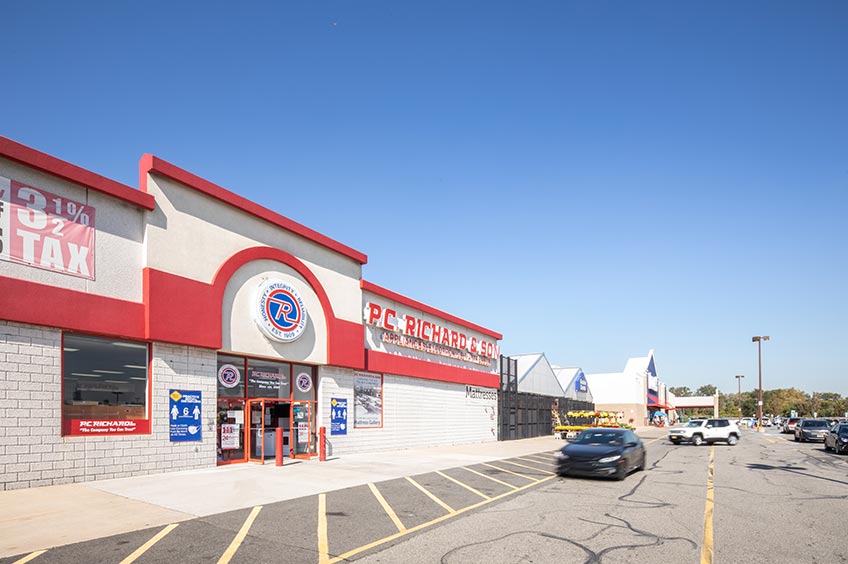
[0,136,501,490]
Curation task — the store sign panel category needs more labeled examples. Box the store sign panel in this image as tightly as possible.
[575,373,588,394]
[248,368,290,396]
[0,175,96,279]
[330,397,348,436]
[169,389,202,442]
[354,372,382,428]
[364,301,499,367]
[64,419,150,435]
[465,385,497,404]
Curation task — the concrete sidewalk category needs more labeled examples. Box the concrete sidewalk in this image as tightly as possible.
[0,436,567,558]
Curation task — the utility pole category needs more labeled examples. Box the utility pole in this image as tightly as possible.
[735,375,745,424]
[752,336,770,432]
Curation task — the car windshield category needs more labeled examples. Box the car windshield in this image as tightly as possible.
[684,421,704,428]
[804,420,829,428]
[572,431,623,446]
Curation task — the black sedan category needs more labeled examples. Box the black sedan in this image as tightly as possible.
[824,423,848,454]
[794,419,831,442]
[556,428,646,480]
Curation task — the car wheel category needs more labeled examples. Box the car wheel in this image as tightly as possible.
[636,452,646,471]
[727,434,738,446]
[825,441,832,452]
[615,463,627,481]
[670,439,680,445]
[794,435,799,442]
[692,434,704,446]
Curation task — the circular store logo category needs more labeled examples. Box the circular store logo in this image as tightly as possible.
[218,364,241,389]
[296,372,313,393]
[255,279,308,342]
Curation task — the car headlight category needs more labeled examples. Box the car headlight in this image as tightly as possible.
[556,453,569,460]
[840,437,848,443]
[598,455,621,463]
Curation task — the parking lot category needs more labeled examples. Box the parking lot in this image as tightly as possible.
[3,427,847,564]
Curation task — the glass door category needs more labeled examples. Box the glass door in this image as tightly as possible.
[291,402,314,458]
[247,400,266,463]
[217,398,245,465]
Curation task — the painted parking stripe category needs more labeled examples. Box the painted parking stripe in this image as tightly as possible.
[481,462,534,481]
[368,483,407,533]
[700,446,716,564]
[436,470,491,500]
[118,523,178,564]
[462,466,518,490]
[499,459,555,474]
[11,550,46,564]
[516,456,554,466]
[328,474,557,563]
[521,454,553,463]
[317,494,330,564]
[217,505,263,564]
[405,476,455,514]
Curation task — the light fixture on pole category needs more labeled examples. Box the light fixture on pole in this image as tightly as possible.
[735,375,745,424]
[752,336,770,431]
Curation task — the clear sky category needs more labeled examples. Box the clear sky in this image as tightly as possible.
[3,2,847,395]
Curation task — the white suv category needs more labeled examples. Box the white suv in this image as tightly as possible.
[668,418,740,446]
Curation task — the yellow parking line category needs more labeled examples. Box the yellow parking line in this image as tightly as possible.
[463,466,519,490]
[218,505,262,564]
[318,494,330,564]
[328,474,556,563]
[522,454,553,463]
[119,523,178,564]
[481,462,534,481]
[11,550,46,564]
[436,470,490,500]
[700,446,715,564]
[499,459,555,474]
[516,456,553,466]
[368,483,406,533]
[643,437,662,446]
[405,476,455,514]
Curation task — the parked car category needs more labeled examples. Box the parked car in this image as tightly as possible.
[824,423,848,454]
[556,428,646,480]
[794,419,830,442]
[782,417,802,434]
[668,418,741,446]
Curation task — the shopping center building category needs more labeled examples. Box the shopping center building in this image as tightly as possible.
[0,136,502,490]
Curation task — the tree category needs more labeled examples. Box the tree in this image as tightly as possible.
[669,386,693,397]
[697,385,717,397]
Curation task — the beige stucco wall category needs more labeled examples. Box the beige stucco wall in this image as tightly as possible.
[144,174,362,324]
[0,157,146,302]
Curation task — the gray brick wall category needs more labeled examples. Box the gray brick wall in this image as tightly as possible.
[0,321,218,490]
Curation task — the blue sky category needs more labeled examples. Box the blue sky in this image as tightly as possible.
[3,1,847,395]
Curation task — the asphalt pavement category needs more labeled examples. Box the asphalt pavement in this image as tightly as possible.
[0,432,598,558]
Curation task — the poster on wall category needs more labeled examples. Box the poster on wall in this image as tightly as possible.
[330,398,348,436]
[354,372,382,428]
[0,175,96,279]
[169,390,202,442]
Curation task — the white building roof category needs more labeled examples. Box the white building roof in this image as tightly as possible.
[552,366,594,402]
[512,353,567,397]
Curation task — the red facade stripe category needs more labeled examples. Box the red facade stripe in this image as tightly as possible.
[0,136,155,211]
[0,275,146,340]
[139,154,368,265]
[365,350,499,388]
[361,280,503,340]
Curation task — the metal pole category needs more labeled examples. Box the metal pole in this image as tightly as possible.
[757,340,763,431]
[736,375,744,424]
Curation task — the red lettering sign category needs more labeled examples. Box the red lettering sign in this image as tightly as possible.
[0,177,96,279]
[63,419,150,436]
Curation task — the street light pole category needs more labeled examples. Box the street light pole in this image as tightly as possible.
[752,336,770,431]
[735,375,745,424]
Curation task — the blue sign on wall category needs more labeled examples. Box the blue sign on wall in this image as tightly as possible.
[575,373,588,394]
[330,397,348,436]
[169,390,202,442]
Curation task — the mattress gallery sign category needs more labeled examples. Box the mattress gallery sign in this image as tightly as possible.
[365,302,499,367]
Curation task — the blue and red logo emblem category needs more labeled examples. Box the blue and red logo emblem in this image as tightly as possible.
[217,364,241,389]
[255,279,308,342]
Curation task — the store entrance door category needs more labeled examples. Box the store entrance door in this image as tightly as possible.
[291,402,314,459]
[246,400,292,463]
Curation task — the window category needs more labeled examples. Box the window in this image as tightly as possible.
[62,333,150,436]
